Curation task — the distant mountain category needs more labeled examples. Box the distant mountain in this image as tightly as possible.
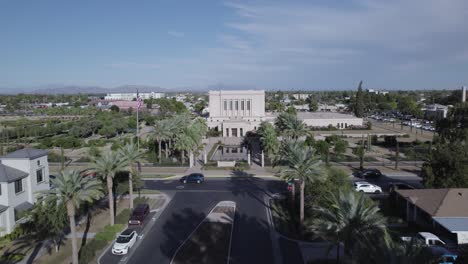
[0,85,169,95]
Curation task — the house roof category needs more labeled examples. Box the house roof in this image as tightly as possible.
[0,164,28,183]
[15,202,34,211]
[0,148,48,160]
[396,188,468,217]
[433,217,468,232]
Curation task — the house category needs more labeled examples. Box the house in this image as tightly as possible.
[0,149,50,236]
[395,188,468,244]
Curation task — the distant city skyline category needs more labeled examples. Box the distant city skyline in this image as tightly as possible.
[1,0,468,91]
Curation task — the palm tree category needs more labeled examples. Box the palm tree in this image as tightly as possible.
[152,120,171,162]
[354,145,365,170]
[275,113,308,140]
[308,188,389,262]
[258,122,280,161]
[118,142,144,209]
[92,151,127,225]
[39,171,102,264]
[280,141,325,228]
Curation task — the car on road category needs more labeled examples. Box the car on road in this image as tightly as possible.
[112,229,138,255]
[180,173,205,184]
[356,169,383,179]
[128,203,150,226]
[354,181,382,193]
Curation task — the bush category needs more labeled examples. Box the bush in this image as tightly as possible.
[78,238,107,264]
[116,209,132,225]
[134,197,149,205]
[94,224,124,242]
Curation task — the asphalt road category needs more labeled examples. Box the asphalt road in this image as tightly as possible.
[101,177,297,264]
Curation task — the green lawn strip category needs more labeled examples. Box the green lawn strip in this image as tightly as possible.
[172,221,231,264]
[137,189,161,195]
[140,174,175,178]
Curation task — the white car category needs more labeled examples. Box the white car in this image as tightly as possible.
[354,181,382,193]
[112,229,138,255]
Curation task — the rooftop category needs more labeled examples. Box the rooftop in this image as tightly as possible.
[296,112,361,120]
[396,188,468,217]
[0,164,29,183]
[1,148,48,160]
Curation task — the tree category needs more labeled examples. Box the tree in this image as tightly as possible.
[280,141,325,229]
[354,81,365,118]
[315,140,331,165]
[308,99,318,112]
[152,120,171,162]
[257,122,280,161]
[38,171,103,264]
[308,188,389,262]
[286,105,297,115]
[29,201,68,252]
[333,139,348,158]
[92,151,127,225]
[118,142,144,209]
[275,113,308,140]
[110,105,120,112]
[354,145,365,170]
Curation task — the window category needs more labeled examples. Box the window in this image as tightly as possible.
[224,101,227,110]
[235,101,238,110]
[229,101,233,110]
[247,101,251,110]
[37,160,40,166]
[241,101,244,110]
[36,169,44,183]
[14,179,23,194]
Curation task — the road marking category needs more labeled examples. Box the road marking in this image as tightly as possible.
[120,257,127,262]
[176,185,185,189]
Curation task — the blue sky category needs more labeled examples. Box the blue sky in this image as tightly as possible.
[1,0,468,90]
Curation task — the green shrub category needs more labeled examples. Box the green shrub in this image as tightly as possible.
[78,238,108,264]
[0,253,25,262]
[94,224,124,242]
[116,209,132,225]
[134,197,149,205]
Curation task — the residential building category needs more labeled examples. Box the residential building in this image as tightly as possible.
[104,92,164,101]
[296,112,363,129]
[0,149,50,236]
[292,93,310,100]
[395,188,468,245]
[367,89,389,95]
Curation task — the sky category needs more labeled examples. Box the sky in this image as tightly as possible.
[1,0,468,91]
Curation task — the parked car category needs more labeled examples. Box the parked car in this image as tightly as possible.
[354,181,382,193]
[112,229,138,255]
[402,232,447,248]
[389,182,415,193]
[356,169,383,179]
[128,203,150,226]
[180,173,205,184]
[426,246,458,264]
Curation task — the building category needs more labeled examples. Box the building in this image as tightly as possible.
[104,92,164,101]
[296,112,363,129]
[109,100,146,111]
[293,93,310,100]
[423,104,449,120]
[395,189,468,245]
[0,149,50,236]
[207,90,267,137]
[367,89,389,95]
[207,90,363,137]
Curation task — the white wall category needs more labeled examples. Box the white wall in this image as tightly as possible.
[301,118,363,129]
[456,232,468,244]
[209,90,265,118]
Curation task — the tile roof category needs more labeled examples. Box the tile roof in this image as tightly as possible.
[1,148,48,160]
[0,164,28,183]
[396,188,468,217]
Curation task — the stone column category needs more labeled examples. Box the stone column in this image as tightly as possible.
[204,150,207,164]
[189,152,194,168]
[247,152,251,165]
[261,150,265,168]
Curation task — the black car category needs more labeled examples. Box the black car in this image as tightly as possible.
[180,173,205,184]
[356,169,383,179]
[128,203,150,225]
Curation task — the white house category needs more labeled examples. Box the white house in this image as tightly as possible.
[104,92,164,101]
[0,149,50,236]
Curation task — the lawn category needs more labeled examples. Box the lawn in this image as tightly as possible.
[140,174,175,178]
[171,221,232,264]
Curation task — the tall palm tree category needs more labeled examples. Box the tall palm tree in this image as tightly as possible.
[92,151,127,225]
[118,142,144,209]
[258,122,280,161]
[280,141,325,228]
[308,188,390,262]
[152,120,171,162]
[39,171,102,264]
[275,113,308,140]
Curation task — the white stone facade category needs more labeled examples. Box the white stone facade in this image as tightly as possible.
[207,90,268,137]
[104,92,164,101]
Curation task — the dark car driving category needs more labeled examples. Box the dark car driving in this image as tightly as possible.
[128,203,150,226]
[180,173,205,184]
[356,169,383,179]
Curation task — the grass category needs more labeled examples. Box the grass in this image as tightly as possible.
[137,189,161,195]
[140,174,175,178]
[171,221,231,264]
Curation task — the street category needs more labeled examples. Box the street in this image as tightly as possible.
[99,177,299,264]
